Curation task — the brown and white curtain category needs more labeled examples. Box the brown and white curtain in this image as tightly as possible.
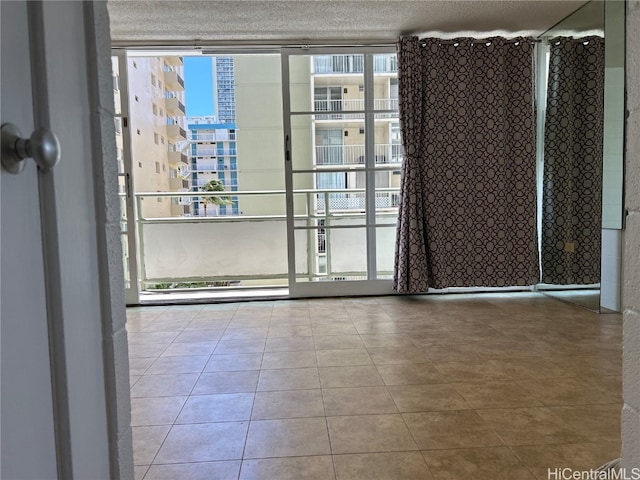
[541,36,605,285]
[394,36,539,293]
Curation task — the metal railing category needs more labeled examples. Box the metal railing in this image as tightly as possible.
[312,54,397,74]
[131,187,399,288]
[315,143,404,165]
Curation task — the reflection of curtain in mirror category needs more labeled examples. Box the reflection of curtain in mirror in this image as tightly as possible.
[541,36,604,285]
[393,36,539,293]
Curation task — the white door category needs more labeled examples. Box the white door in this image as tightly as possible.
[1,2,123,479]
[1,2,60,478]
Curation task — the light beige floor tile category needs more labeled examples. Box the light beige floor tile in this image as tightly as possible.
[476,407,589,445]
[172,329,224,343]
[130,373,199,398]
[252,389,325,419]
[265,336,314,352]
[129,357,155,376]
[367,346,431,365]
[517,377,620,406]
[377,363,448,385]
[323,386,398,416]
[192,371,260,394]
[314,335,365,350]
[214,339,266,354]
[360,334,415,348]
[257,367,321,391]
[130,396,187,426]
[228,317,270,329]
[511,442,622,478]
[319,366,384,388]
[134,465,148,480]
[132,425,170,465]
[240,456,335,480]
[327,414,418,454]
[261,350,317,369]
[128,343,168,359]
[453,381,543,408]
[146,355,209,375]
[144,461,241,480]
[485,357,573,379]
[403,410,503,450]
[184,318,231,330]
[312,324,359,336]
[433,360,511,382]
[160,342,216,357]
[222,327,269,341]
[267,325,312,338]
[176,393,254,423]
[548,404,622,442]
[333,452,434,480]
[422,446,536,480]
[353,321,404,335]
[204,353,263,372]
[316,349,373,367]
[387,384,470,412]
[244,418,331,458]
[155,422,248,463]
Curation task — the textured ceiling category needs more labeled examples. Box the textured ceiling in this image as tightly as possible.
[108,0,590,45]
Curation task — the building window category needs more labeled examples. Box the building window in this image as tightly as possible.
[161,136,165,144]
[151,74,156,86]
[154,133,159,144]
[155,162,160,173]
[132,61,137,69]
[134,95,139,102]
[152,104,157,115]
[138,162,143,168]
[359,127,365,134]
[359,84,364,92]
[162,163,166,172]
[159,108,164,116]
[136,129,141,135]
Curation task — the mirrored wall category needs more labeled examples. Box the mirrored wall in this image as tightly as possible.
[537,0,625,312]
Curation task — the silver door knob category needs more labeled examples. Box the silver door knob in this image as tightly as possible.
[1,123,60,175]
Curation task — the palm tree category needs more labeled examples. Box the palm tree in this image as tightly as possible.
[200,179,231,216]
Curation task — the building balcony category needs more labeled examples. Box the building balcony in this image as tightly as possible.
[166,97,186,116]
[164,70,185,91]
[164,56,183,67]
[167,150,188,165]
[315,143,403,165]
[167,124,187,141]
[170,177,189,190]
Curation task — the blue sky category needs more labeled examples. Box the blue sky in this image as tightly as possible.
[184,57,214,117]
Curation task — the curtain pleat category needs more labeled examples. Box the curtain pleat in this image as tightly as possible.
[394,36,539,292]
[541,36,605,285]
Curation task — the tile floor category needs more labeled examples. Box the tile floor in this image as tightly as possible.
[127,292,622,480]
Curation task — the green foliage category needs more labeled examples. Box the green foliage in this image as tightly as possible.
[200,179,232,215]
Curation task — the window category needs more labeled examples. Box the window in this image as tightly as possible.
[159,108,164,116]
[134,95,139,102]
[160,136,165,144]
[151,74,156,87]
[162,163,166,172]
[136,129,141,135]
[155,162,160,173]
[359,127,365,134]
[138,162,143,168]
[152,104,157,115]
[314,86,342,113]
[154,133,159,144]
[132,61,137,69]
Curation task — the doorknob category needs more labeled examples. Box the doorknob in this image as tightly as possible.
[1,123,60,174]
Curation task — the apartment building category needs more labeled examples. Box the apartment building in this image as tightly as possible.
[187,116,239,216]
[116,55,189,218]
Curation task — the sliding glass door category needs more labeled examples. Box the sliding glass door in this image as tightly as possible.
[281,47,401,297]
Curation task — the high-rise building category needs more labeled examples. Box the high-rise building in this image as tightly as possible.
[115,55,188,218]
[187,116,238,216]
[213,56,236,123]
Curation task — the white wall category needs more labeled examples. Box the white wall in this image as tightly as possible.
[622,0,640,468]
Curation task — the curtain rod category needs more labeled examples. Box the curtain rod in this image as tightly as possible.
[418,38,542,46]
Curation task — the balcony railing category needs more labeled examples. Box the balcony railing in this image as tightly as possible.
[190,132,237,142]
[132,188,399,289]
[312,54,397,74]
[315,143,404,165]
[167,150,188,165]
[166,124,187,141]
[166,97,186,116]
[164,70,185,91]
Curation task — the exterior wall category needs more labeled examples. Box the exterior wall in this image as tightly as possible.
[622,0,640,468]
[127,56,186,218]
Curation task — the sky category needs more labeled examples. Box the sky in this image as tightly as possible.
[184,57,214,117]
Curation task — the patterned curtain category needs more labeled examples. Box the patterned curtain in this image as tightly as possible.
[394,36,539,293]
[541,36,605,285]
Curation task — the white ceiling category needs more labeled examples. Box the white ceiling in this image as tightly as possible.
[107,0,590,46]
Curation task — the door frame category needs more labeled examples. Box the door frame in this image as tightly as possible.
[281,46,398,298]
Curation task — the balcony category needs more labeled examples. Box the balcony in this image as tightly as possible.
[167,150,188,165]
[315,143,404,165]
[170,177,189,190]
[132,188,398,289]
[164,56,184,67]
[164,70,185,91]
[166,97,186,116]
[166,124,187,141]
